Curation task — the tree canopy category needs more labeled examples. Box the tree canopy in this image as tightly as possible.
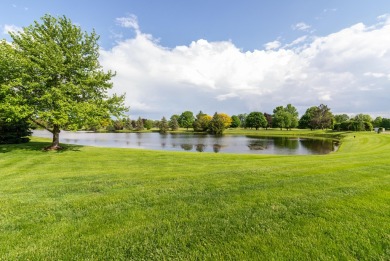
[299,104,334,130]
[208,112,226,135]
[2,15,126,149]
[245,112,267,130]
[178,111,195,130]
[272,104,299,130]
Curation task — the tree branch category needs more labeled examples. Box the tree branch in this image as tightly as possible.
[30,117,53,133]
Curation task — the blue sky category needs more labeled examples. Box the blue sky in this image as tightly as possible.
[2,1,390,119]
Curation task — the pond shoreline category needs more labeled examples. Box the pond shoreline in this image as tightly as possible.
[33,129,339,155]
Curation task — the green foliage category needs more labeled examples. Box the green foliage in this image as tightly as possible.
[169,116,179,131]
[333,114,373,131]
[299,104,334,130]
[144,119,154,130]
[0,41,31,122]
[3,15,127,148]
[372,117,382,128]
[237,114,247,128]
[273,104,299,130]
[135,117,144,131]
[299,106,317,129]
[178,111,195,130]
[159,117,169,134]
[113,119,124,131]
[334,114,350,124]
[208,112,225,135]
[122,117,132,130]
[245,112,267,130]
[284,104,299,129]
[193,113,212,132]
[230,115,241,128]
[381,118,390,129]
[0,117,31,144]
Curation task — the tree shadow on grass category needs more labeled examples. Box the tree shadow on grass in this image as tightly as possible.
[0,141,82,153]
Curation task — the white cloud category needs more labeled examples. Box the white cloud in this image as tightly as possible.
[264,40,281,50]
[283,36,308,49]
[377,14,390,21]
[292,22,311,32]
[116,14,140,34]
[2,24,22,35]
[100,15,390,119]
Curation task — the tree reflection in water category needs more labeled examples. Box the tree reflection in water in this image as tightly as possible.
[180,144,193,151]
[247,139,268,150]
[196,144,206,152]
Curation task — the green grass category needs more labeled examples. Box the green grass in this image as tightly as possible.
[0,131,389,260]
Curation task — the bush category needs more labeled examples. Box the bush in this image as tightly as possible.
[0,118,32,144]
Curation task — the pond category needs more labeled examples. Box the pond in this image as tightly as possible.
[33,130,338,155]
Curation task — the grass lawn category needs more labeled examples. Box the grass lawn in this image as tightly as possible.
[0,131,389,260]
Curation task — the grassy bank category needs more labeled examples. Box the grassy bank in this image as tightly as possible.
[0,131,389,260]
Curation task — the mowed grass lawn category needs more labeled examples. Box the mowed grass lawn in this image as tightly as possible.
[0,131,389,260]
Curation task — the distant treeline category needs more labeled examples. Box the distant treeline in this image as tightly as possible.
[72,104,389,134]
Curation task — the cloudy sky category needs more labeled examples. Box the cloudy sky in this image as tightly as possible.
[1,1,390,119]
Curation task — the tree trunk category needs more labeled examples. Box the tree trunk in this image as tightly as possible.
[46,125,62,150]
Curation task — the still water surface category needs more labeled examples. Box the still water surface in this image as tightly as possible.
[33,130,338,155]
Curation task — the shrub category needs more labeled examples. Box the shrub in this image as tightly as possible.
[0,118,32,144]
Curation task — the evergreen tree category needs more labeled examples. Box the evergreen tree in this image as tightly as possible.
[159,117,169,134]
[135,117,144,131]
[208,112,225,135]
[169,116,179,131]
[0,117,32,144]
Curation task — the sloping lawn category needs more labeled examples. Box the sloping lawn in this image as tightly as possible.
[0,132,389,260]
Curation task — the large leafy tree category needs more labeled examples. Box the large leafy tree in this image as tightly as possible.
[5,15,126,149]
[178,111,195,130]
[312,104,334,130]
[372,117,383,128]
[299,106,318,129]
[245,112,267,130]
[273,104,299,130]
[285,104,299,129]
[299,104,333,130]
[353,114,373,131]
[381,118,390,129]
[230,115,241,128]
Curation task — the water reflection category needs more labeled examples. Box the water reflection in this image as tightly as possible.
[196,144,206,152]
[247,139,268,150]
[213,144,222,153]
[180,144,193,151]
[33,130,337,155]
